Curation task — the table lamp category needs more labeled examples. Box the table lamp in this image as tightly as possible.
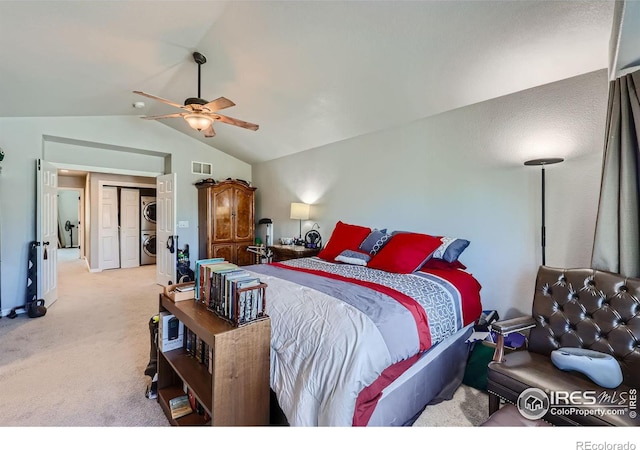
[290,202,310,242]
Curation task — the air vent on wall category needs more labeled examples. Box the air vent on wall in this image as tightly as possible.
[192,161,212,176]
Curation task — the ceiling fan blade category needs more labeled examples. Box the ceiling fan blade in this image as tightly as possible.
[203,97,235,112]
[203,124,216,138]
[140,113,186,120]
[215,114,259,131]
[133,91,187,110]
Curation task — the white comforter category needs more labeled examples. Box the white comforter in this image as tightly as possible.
[249,269,392,426]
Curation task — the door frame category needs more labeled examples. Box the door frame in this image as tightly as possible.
[96,180,156,272]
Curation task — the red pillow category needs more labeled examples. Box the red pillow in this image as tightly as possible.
[420,258,467,271]
[317,221,372,262]
[368,232,442,274]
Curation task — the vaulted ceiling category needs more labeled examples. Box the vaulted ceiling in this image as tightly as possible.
[1,1,635,164]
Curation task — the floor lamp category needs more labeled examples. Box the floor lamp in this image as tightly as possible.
[524,157,564,265]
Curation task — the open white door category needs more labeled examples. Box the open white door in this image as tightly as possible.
[36,159,58,306]
[99,186,120,270]
[119,188,140,268]
[156,173,177,286]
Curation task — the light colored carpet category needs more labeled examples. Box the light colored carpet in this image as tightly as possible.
[0,248,168,427]
[0,248,486,431]
[412,384,489,427]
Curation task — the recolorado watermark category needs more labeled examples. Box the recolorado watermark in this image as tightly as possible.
[516,387,637,421]
[576,443,636,450]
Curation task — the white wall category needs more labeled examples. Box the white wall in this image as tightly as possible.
[252,69,609,317]
[0,116,251,315]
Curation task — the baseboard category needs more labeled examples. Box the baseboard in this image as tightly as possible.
[86,258,102,273]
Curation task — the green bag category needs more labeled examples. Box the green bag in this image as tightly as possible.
[462,343,495,391]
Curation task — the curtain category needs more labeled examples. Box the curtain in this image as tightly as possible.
[591,70,640,277]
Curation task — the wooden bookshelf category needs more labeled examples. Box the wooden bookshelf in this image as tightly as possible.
[157,294,271,426]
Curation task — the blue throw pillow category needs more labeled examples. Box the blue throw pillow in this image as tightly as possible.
[431,237,470,263]
[359,229,391,255]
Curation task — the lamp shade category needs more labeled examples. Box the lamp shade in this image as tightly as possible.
[290,202,310,220]
[184,113,213,131]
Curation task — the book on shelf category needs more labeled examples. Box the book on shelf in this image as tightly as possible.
[195,258,225,300]
[187,388,197,413]
[169,394,193,419]
[235,278,262,324]
[176,284,195,292]
[222,269,252,318]
[203,263,239,308]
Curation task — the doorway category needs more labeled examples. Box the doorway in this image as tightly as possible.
[99,185,157,271]
[57,188,82,261]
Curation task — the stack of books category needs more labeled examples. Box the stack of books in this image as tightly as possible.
[184,325,213,373]
[195,258,267,326]
[169,394,193,420]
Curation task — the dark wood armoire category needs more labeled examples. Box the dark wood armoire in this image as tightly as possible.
[196,179,256,266]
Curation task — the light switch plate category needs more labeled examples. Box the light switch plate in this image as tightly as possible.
[178,221,189,228]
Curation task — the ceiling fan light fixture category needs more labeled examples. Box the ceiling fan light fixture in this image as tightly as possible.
[184,113,213,131]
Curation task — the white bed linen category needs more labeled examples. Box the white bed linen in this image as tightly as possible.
[247,269,392,426]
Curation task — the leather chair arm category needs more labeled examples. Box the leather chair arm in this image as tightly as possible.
[489,316,535,363]
[490,316,536,335]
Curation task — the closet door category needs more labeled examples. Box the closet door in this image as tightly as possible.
[100,186,120,270]
[119,188,140,268]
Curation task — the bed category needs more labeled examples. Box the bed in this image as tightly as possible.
[244,222,483,426]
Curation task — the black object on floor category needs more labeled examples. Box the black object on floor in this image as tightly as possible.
[144,315,159,378]
[8,241,47,319]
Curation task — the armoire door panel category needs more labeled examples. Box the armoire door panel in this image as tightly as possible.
[236,242,256,266]
[234,188,254,242]
[212,187,233,242]
[212,244,234,262]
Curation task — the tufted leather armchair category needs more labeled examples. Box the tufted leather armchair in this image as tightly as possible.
[487,266,640,426]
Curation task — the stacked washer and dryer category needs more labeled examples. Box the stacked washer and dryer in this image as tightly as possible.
[140,196,157,265]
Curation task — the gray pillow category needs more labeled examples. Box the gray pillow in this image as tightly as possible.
[359,228,391,255]
[335,249,371,266]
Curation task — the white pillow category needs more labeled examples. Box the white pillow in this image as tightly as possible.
[335,249,371,266]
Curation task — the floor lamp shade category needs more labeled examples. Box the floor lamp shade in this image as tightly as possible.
[290,202,310,240]
[524,157,564,265]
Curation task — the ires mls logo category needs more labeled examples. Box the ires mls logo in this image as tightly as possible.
[517,387,550,420]
[516,387,638,420]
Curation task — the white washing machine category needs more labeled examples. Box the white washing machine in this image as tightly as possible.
[141,232,157,265]
[141,196,156,230]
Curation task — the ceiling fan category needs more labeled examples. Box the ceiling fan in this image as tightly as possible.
[133,51,259,137]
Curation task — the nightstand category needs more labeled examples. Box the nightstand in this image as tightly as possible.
[269,244,320,262]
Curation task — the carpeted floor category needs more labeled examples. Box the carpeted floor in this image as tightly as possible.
[0,248,487,430]
[0,248,168,427]
[412,384,489,426]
